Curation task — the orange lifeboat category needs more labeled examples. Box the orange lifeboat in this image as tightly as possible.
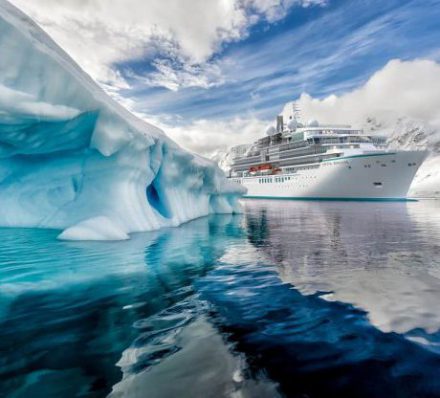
[249,163,275,175]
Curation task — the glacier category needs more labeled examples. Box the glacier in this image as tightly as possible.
[0,0,244,240]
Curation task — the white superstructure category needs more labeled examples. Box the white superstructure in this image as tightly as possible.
[228,113,427,200]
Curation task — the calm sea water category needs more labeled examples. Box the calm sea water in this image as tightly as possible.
[1,200,440,398]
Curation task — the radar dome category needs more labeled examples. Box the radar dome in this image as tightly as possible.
[266,125,277,136]
[287,119,298,130]
[307,119,319,127]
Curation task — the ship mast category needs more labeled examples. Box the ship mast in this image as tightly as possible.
[291,102,300,121]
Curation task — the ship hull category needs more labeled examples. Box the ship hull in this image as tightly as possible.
[232,151,426,200]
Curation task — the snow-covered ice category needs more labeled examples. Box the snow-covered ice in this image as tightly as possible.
[58,216,130,241]
[0,1,245,240]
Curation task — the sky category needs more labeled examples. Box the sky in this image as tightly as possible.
[9,0,440,156]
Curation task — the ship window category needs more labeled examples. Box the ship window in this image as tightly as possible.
[374,182,383,187]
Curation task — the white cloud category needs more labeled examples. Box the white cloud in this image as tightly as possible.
[245,0,327,22]
[282,59,440,131]
[9,0,326,90]
[119,59,440,158]
[142,59,226,91]
[155,116,268,157]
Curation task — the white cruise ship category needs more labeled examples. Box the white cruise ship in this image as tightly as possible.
[228,113,427,200]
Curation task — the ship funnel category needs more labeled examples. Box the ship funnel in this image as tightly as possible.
[276,115,284,133]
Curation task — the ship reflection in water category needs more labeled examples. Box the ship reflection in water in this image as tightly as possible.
[1,201,440,397]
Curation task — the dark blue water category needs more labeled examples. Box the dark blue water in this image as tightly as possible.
[1,200,440,397]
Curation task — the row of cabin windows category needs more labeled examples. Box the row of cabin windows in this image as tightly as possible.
[258,176,292,184]
[285,165,318,173]
[364,159,398,168]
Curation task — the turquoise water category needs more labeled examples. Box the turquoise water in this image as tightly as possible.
[1,200,440,397]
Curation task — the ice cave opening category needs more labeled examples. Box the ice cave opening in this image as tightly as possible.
[146,176,172,219]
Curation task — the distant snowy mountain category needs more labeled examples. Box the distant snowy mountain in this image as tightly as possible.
[210,144,250,175]
[210,150,233,174]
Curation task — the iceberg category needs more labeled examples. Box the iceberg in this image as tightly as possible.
[0,1,244,240]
